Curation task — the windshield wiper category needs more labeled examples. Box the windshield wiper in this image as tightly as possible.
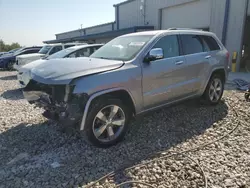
[95,57,120,60]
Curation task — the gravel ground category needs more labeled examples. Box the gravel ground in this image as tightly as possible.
[0,71,249,188]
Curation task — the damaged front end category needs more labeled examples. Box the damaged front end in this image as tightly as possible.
[23,80,89,129]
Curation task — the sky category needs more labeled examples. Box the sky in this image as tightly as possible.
[0,0,124,46]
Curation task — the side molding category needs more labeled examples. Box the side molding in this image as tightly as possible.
[80,88,135,131]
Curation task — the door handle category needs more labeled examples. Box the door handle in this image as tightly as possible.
[175,60,184,65]
[205,55,211,59]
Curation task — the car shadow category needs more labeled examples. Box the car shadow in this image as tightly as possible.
[0,75,17,80]
[0,100,229,187]
[1,88,24,100]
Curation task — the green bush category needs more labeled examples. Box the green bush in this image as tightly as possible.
[0,39,22,52]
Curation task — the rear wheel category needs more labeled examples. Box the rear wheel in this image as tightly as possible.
[203,74,224,105]
[84,97,131,148]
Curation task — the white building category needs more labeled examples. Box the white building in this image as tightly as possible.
[44,0,250,72]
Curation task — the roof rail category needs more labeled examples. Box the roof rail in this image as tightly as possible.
[168,28,202,31]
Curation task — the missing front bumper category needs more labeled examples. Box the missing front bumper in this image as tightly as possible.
[23,87,89,129]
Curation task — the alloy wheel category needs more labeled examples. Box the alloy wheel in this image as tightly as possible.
[92,105,126,143]
[209,78,223,102]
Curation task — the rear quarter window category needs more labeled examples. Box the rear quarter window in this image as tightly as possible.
[201,36,221,51]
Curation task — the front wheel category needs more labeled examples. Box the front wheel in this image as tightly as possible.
[203,74,224,105]
[84,97,131,148]
[6,61,14,71]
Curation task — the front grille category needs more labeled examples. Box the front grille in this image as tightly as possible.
[24,79,52,94]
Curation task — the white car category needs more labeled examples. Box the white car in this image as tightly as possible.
[17,44,103,88]
[13,42,86,71]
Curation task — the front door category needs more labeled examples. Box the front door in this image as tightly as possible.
[142,34,195,110]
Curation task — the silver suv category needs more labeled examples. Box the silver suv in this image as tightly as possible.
[23,29,230,147]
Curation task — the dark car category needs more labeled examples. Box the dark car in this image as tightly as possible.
[0,46,42,69]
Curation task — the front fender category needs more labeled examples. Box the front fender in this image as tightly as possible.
[78,87,136,131]
[70,63,143,130]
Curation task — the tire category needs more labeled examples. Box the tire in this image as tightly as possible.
[203,74,224,105]
[84,97,131,148]
[245,92,250,102]
[6,61,14,71]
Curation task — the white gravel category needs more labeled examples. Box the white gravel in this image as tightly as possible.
[0,71,249,188]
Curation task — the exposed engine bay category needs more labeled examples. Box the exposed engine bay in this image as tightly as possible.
[23,80,89,128]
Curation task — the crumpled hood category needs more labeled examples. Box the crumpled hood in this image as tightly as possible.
[30,57,124,85]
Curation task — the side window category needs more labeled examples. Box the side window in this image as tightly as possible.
[181,35,204,55]
[20,49,38,55]
[49,46,63,55]
[153,35,179,58]
[202,36,221,51]
[90,46,101,54]
[64,45,74,49]
[68,48,91,58]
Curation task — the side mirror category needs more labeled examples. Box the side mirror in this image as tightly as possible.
[144,48,164,62]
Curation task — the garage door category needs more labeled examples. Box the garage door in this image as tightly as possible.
[161,0,211,30]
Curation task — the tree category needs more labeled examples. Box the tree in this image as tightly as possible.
[0,39,22,52]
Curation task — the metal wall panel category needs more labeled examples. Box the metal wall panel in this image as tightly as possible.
[56,30,81,40]
[85,23,113,35]
[95,37,114,44]
[118,0,144,29]
[226,0,248,71]
[145,0,195,29]
[56,23,114,40]
[161,0,210,29]
[248,0,250,15]
[209,0,226,40]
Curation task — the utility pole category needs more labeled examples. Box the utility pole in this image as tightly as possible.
[80,24,83,36]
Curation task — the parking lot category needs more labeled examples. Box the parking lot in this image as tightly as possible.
[0,70,249,188]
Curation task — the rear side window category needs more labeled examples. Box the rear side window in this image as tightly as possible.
[49,46,63,55]
[181,35,203,55]
[153,35,180,58]
[201,36,220,51]
[90,46,102,54]
[21,49,39,55]
[68,47,91,58]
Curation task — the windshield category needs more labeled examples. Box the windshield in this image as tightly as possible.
[8,48,21,53]
[90,35,153,61]
[46,47,78,60]
[39,46,52,54]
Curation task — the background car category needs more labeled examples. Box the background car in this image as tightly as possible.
[0,52,7,57]
[0,48,21,57]
[17,44,103,88]
[0,46,42,69]
[14,42,87,70]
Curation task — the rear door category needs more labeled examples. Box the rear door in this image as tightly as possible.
[179,34,210,94]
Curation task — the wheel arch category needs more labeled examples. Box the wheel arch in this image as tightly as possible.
[80,88,136,131]
[201,67,227,94]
